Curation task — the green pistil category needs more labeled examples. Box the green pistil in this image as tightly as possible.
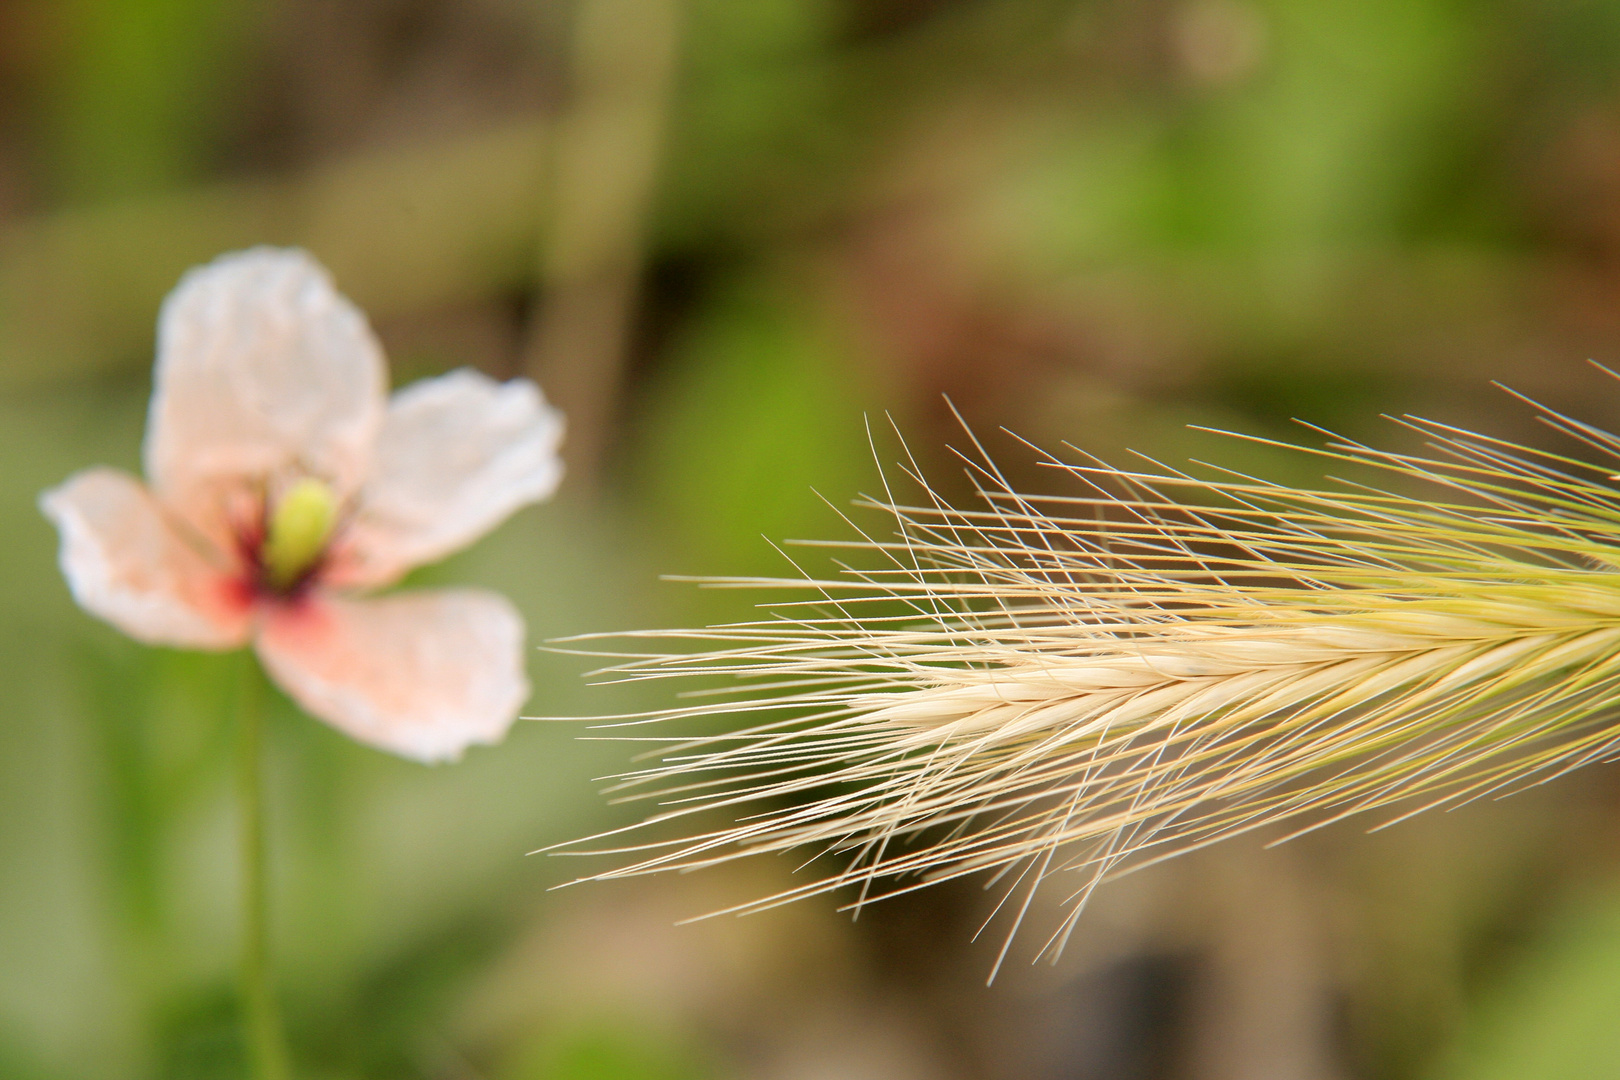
[261,478,337,590]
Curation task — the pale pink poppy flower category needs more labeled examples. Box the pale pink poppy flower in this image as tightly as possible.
[41,248,565,762]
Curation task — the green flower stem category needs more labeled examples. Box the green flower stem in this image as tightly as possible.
[236,653,291,1080]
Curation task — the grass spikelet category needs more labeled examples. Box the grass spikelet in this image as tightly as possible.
[554,379,1620,975]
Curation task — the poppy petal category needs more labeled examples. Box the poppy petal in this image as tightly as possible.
[330,370,563,588]
[40,468,252,649]
[144,248,386,541]
[255,588,529,762]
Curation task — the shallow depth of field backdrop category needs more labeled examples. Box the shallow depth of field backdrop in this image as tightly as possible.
[7,1,1620,1078]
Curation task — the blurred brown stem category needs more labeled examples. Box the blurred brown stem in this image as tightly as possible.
[522,0,683,488]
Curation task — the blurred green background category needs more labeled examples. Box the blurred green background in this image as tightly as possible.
[7,0,1620,1077]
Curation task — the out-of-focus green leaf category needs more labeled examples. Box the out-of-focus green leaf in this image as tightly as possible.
[502,1025,711,1080]
[149,982,245,1080]
[0,1031,72,1080]
[45,0,253,202]
[986,0,1480,273]
[1428,882,1620,1080]
[630,277,883,588]
[297,914,508,1079]
[83,641,234,942]
[657,0,841,248]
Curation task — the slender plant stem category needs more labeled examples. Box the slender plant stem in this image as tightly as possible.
[236,653,291,1080]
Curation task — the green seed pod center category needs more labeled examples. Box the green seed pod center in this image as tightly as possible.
[261,477,337,590]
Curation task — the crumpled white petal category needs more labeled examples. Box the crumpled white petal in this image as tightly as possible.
[40,468,253,650]
[254,588,530,762]
[143,248,387,540]
[329,369,564,587]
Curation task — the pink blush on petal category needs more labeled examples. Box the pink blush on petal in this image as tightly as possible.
[254,590,337,643]
[217,574,258,618]
[253,589,529,762]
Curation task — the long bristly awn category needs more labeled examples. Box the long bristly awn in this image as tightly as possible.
[548,373,1620,980]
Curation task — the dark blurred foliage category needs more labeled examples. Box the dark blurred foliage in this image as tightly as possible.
[7,1,1620,1078]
